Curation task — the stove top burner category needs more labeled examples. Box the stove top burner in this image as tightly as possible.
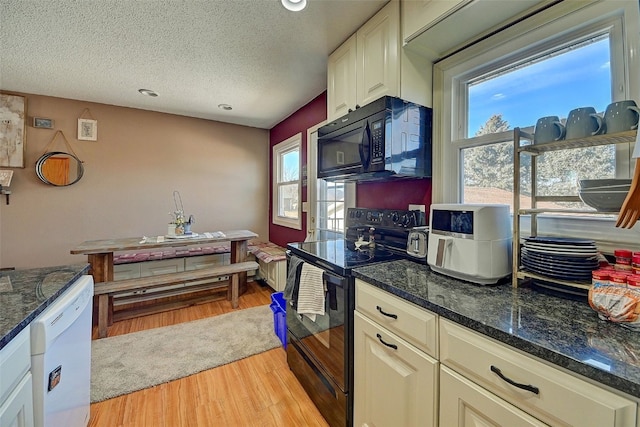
[287,208,427,276]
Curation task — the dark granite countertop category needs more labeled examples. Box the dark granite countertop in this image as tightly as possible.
[352,259,640,399]
[0,263,90,350]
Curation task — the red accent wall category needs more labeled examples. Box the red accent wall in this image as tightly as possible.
[357,178,432,212]
[268,94,433,247]
[269,92,327,247]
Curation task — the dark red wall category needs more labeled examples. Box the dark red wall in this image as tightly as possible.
[269,92,327,247]
[268,94,433,247]
[357,178,432,211]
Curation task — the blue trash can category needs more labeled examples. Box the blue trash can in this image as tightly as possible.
[270,292,287,349]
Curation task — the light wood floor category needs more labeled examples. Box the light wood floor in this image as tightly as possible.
[89,281,329,427]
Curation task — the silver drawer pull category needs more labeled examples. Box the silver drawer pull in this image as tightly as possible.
[490,365,540,395]
[376,305,397,319]
[376,333,397,350]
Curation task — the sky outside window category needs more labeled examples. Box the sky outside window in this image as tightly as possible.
[468,37,611,136]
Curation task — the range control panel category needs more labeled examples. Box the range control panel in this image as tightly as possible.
[346,208,426,229]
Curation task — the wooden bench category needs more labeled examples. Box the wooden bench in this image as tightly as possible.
[94,261,259,338]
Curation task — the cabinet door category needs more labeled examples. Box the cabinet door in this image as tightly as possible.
[356,0,399,107]
[354,311,438,427]
[327,33,357,121]
[0,372,34,427]
[440,366,548,427]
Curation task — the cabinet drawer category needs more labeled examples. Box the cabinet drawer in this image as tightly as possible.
[439,319,636,427]
[0,328,30,405]
[356,279,437,358]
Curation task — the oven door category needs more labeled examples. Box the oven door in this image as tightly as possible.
[287,270,348,392]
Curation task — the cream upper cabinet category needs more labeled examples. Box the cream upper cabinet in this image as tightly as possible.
[355,0,400,108]
[327,34,357,122]
[327,0,429,122]
[402,0,472,43]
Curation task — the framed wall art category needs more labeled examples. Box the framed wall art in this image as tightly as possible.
[0,93,26,168]
[33,117,54,129]
[78,118,97,141]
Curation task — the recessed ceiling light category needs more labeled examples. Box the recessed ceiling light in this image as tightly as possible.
[281,0,306,12]
[138,89,158,97]
[218,104,233,111]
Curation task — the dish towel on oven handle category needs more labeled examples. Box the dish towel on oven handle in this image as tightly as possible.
[297,262,326,322]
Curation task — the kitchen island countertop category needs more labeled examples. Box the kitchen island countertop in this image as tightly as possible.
[0,263,90,350]
[352,259,640,399]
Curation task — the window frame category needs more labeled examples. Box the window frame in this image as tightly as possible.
[432,0,640,251]
[272,133,302,230]
[306,122,356,241]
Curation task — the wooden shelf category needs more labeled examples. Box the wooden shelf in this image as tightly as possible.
[515,270,591,290]
[517,130,636,155]
[512,127,637,290]
[518,208,618,215]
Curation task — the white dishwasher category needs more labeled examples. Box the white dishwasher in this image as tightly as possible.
[30,275,93,427]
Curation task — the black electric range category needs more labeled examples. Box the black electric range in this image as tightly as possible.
[284,208,426,427]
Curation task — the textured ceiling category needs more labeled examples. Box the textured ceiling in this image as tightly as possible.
[0,0,387,129]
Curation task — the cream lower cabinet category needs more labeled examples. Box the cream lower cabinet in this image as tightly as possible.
[440,319,637,427]
[354,312,438,427]
[257,259,286,292]
[0,328,34,427]
[440,366,548,426]
[354,279,438,427]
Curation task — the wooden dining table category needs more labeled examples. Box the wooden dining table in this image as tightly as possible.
[70,229,258,284]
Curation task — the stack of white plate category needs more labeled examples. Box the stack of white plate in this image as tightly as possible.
[521,236,599,283]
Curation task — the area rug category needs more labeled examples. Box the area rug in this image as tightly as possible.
[91,305,281,402]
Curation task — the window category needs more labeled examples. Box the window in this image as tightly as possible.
[273,133,302,229]
[433,1,640,249]
[463,36,615,209]
[306,124,355,241]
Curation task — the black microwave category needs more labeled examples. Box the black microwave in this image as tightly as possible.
[317,96,432,182]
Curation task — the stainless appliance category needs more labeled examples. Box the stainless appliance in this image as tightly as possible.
[317,96,432,182]
[427,203,512,285]
[406,226,429,261]
[285,208,426,427]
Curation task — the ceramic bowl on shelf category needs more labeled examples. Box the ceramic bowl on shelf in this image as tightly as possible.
[578,190,628,212]
[578,178,632,190]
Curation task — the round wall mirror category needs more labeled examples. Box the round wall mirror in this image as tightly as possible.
[36,151,84,186]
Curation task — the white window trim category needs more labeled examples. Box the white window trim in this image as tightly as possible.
[272,133,302,230]
[432,0,640,252]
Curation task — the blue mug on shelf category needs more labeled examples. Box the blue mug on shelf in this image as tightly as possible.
[565,107,604,140]
[534,116,565,144]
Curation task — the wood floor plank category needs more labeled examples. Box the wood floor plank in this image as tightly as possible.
[89,280,328,427]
